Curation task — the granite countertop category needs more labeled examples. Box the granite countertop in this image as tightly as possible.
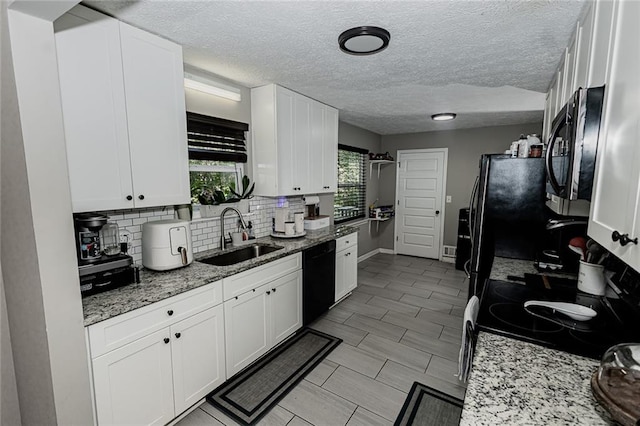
[82,225,357,326]
[460,332,614,425]
[490,256,577,283]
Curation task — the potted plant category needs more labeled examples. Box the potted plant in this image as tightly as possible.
[196,175,254,218]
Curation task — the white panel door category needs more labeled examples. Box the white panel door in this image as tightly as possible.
[224,286,270,377]
[395,150,446,259]
[92,329,174,426]
[55,6,134,212]
[119,22,190,208]
[270,270,302,346]
[171,305,226,415]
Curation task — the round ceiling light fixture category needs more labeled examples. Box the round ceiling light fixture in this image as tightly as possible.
[339,26,391,55]
[431,113,457,121]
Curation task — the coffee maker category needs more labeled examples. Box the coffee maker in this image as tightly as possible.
[73,213,137,297]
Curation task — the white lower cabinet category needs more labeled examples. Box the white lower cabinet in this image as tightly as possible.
[224,268,302,378]
[92,328,174,426]
[335,234,358,302]
[88,282,225,425]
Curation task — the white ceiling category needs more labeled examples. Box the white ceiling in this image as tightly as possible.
[85,0,587,135]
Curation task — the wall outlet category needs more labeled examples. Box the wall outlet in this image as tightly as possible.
[446,195,452,203]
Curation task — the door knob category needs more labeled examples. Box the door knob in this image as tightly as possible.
[435,210,440,215]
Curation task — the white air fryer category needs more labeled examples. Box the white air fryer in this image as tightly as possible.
[142,219,193,271]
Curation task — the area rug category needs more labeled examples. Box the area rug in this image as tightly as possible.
[207,328,341,425]
[394,382,464,426]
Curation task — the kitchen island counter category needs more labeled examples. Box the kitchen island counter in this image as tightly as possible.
[460,332,613,425]
[82,225,357,326]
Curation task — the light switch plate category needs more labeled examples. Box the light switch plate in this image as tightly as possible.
[446,195,452,203]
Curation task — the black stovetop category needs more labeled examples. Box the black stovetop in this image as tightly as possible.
[477,277,640,360]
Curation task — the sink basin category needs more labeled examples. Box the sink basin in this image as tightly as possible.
[199,244,283,266]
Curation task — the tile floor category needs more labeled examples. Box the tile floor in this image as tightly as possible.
[177,253,469,426]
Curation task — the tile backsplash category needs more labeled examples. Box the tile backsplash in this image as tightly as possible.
[100,196,306,264]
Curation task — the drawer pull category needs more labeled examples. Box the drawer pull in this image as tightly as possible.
[163,338,170,344]
[167,310,174,316]
[266,290,271,295]
[175,332,181,339]
[272,288,276,292]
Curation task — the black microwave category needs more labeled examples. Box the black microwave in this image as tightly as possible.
[546,86,605,201]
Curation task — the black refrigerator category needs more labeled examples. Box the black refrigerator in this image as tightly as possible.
[467,155,548,298]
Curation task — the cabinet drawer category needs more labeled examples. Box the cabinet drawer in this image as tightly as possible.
[223,253,301,301]
[88,281,222,358]
[336,233,357,252]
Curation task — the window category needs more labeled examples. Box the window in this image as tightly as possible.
[334,144,367,223]
[187,113,248,206]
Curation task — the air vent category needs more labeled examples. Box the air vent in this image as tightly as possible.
[443,245,457,258]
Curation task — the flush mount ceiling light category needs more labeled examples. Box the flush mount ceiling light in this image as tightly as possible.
[184,71,242,102]
[431,113,457,121]
[339,26,390,55]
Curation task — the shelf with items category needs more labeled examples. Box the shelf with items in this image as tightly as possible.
[368,204,394,233]
[369,160,394,179]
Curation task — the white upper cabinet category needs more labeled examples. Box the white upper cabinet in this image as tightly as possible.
[119,23,190,209]
[55,5,190,212]
[588,0,617,87]
[589,0,640,271]
[251,84,339,196]
[574,4,595,91]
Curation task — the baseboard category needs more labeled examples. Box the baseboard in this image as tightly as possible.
[379,248,395,255]
[358,249,380,263]
[440,257,455,264]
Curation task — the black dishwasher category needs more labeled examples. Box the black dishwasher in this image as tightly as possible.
[302,240,336,325]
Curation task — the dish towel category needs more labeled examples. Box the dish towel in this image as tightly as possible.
[457,295,479,382]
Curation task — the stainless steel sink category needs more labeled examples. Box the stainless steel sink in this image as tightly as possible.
[198,244,283,266]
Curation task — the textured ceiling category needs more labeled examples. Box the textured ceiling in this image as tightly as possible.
[84,0,587,135]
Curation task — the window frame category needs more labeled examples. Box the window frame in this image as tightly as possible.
[334,144,368,224]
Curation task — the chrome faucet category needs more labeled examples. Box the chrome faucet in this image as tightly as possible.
[220,207,248,250]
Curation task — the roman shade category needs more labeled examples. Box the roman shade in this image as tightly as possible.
[187,112,249,163]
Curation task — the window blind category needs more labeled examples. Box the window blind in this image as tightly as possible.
[335,144,368,223]
[187,112,249,163]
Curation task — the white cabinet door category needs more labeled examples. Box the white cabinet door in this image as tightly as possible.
[556,53,567,108]
[343,247,358,294]
[224,287,270,377]
[335,246,358,302]
[563,30,578,101]
[322,106,339,193]
[270,271,302,346]
[171,305,226,414]
[308,102,325,194]
[92,329,174,426]
[589,0,640,270]
[293,95,312,194]
[119,22,190,208]
[275,86,297,196]
[588,0,617,87]
[55,6,134,212]
[574,4,595,91]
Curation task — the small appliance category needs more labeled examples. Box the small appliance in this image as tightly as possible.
[274,207,289,233]
[74,213,108,263]
[142,219,193,271]
[74,212,137,297]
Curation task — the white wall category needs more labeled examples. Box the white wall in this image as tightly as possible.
[2,2,93,424]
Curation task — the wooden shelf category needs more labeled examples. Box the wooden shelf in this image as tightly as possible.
[369,159,394,179]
